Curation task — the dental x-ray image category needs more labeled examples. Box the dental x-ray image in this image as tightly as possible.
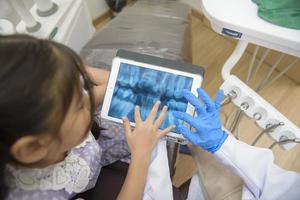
[108,63,193,133]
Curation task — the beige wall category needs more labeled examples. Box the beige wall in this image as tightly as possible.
[180,0,202,12]
[85,0,109,19]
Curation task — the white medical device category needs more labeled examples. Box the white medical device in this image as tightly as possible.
[201,0,300,150]
[10,0,95,53]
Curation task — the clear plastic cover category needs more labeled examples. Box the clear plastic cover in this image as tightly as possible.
[80,0,191,69]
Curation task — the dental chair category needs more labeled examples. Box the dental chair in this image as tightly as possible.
[77,0,199,199]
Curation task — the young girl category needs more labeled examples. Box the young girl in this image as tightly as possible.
[0,34,174,200]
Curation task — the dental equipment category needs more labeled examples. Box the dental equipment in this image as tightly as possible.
[0,19,15,35]
[269,136,300,149]
[201,0,300,150]
[252,122,284,146]
[221,90,237,106]
[10,0,41,32]
[14,0,95,53]
[34,0,58,17]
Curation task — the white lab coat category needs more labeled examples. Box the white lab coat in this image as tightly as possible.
[213,135,300,200]
[145,135,300,200]
[143,140,173,200]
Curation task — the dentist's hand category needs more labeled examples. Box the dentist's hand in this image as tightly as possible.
[172,88,228,153]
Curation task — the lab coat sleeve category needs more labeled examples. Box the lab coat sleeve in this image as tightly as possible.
[143,140,173,200]
[214,135,300,200]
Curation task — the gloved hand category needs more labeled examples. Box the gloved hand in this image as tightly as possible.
[172,88,228,153]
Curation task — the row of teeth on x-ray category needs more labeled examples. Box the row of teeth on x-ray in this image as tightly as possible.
[109,66,193,130]
[110,93,186,130]
[116,65,192,97]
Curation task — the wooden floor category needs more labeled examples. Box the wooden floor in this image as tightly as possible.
[173,12,300,199]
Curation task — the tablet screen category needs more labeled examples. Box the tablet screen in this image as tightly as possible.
[108,63,193,132]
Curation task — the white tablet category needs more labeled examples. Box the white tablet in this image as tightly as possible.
[101,50,205,144]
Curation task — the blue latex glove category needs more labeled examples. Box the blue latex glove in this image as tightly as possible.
[172,88,228,153]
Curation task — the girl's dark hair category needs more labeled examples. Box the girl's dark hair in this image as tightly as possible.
[0,34,96,198]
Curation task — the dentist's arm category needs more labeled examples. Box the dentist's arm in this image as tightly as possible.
[214,134,300,199]
[173,88,300,200]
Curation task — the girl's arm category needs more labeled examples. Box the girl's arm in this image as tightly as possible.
[117,101,174,200]
[86,65,110,85]
[85,66,110,106]
[117,153,150,200]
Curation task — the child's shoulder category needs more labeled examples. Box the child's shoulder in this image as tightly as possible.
[5,133,102,200]
[71,132,102,160]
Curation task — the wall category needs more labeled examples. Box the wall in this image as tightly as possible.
[180,0,202,12]
[85,0,109,19]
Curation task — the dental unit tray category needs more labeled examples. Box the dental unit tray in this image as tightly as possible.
[101,49,205,144]
[220,76,300,150]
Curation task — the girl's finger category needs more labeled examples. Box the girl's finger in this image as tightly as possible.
[146,101,160,123]
[154,105,168,130]
[158,125,176,138]
[134,106,142,124]
[122,117,132,139]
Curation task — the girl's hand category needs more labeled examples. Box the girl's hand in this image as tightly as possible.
[122,101,175,160]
